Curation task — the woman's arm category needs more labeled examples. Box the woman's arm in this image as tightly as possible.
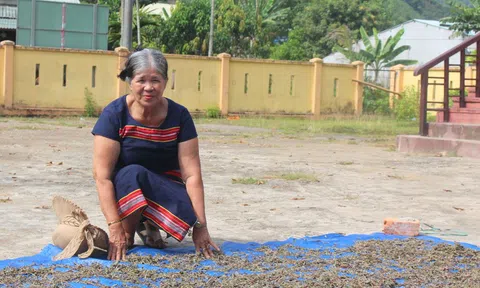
[93,135,126,261]
[93,135,121,223]
[178,137,207,225]
[178,137,219,257]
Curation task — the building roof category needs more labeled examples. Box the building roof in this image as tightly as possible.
[0,6,16,30]
[42,0,81,3]
[144,3,175,18]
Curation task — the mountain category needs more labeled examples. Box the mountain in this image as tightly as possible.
[388,0,472,25]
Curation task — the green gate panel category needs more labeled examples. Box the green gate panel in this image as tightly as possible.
[16,0,109,50]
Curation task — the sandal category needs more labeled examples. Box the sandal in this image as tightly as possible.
[136,220,167,249]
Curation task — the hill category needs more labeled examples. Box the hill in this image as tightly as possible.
[389,0,471,24]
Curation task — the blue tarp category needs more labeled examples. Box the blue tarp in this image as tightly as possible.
[0,232,478,287]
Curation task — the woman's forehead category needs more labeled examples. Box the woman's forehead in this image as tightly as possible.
[134,69,164,78]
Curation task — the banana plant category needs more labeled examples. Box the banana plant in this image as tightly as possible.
[334,26,418,82]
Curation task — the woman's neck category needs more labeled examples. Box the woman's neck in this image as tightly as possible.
[129,96,167,126]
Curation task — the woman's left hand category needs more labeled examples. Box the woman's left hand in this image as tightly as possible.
[192,226,220,258]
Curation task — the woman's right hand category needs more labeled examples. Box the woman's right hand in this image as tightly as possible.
[107,222,127,261]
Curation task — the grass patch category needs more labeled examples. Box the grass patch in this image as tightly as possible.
[232,178,266,185]
[338,161,354,165]
[274,173,318,182]
[195,115,418,137]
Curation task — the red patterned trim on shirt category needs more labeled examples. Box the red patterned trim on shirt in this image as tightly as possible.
[119,125,180,143]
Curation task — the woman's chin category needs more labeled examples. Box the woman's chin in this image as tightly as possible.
[140,96,159,105]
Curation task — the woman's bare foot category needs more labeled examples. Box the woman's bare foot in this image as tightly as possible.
[136,220,167,249]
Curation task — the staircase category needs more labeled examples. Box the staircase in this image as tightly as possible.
[397,32,480,158]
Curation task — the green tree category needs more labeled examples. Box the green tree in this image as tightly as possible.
[213,0,249,56]
[270,0,391,61]
[441,0,480,34]
[333,27,418,82]
[155,0,211,55]
[236,0,291,58]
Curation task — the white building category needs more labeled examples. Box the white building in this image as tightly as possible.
[324,19,473,67]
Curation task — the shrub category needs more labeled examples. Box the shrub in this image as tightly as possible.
[362,86,392,115]
[84,88,99,117]
[393,86,419,121]
[206,106,221,118]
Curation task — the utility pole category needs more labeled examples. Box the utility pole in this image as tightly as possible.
[208,0,214,56]
[136,0,141,47]
[121,0,133,50]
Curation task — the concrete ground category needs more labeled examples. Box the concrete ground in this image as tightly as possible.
[0,117,478,260]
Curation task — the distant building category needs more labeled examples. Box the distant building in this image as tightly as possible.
[324,19,474,67]
[0,0,17,42]
[1,0,108,50]
[324,19,474,86]
[144,1,176,19]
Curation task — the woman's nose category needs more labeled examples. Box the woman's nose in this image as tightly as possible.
[144,82,153,90]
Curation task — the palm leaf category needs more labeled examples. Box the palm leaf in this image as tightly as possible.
[384,45,411,61]
[384,59,418,67]
[359,50,375,64]
[360,27,373,53]
[333,45,363,62]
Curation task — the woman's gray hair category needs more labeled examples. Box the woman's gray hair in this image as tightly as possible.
[118,49,168,83]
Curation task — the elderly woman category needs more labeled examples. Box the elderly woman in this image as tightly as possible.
[91,48,219,261]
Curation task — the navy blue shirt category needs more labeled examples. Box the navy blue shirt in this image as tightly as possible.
[92,95,198,177]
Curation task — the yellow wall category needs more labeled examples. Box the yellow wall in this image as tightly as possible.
[13,47,118,109]
[163,56,220,111]
[0,46,4,106]
[0,45,364,116]
[321,64,357,113]
[229,59,312,114]
[402,68,465,109]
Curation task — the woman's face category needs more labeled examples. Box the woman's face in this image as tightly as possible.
[129,67,167,107]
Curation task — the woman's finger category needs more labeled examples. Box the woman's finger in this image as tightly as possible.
[202,247,211,259]
[109,245,116,261]
[116,244,123,261]
[122,246,127,261]
[107,245,112,260]
[209,240,221,252]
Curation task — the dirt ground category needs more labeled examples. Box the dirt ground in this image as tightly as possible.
[0,118,479,260]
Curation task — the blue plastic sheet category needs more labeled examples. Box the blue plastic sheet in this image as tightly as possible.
[0,232,478,287]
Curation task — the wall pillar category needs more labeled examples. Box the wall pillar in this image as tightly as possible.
[218,53,231,115]
[389,64,404,108]
[1,40,14,108]
[115,47,130,98]
[352,61,364,115]
[309,58,323,118]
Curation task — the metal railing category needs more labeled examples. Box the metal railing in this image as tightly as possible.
[414,32,480,136]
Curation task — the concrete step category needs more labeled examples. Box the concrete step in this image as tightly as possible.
[396,135,480,158]
[436,107,480,124]
[428,123,480,141]
[452,96,480,108]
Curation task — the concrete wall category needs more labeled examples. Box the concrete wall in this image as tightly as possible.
[391,65,475,110]
[0,41,365,117]
[0,45,4,106]
[229,59,313,114]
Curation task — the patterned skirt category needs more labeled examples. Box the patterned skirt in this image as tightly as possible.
[113,164,196,242]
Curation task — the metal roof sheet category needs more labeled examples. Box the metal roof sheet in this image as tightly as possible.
[0,18,15,30]
[0,6,16,18]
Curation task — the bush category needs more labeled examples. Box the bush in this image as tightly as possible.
[206,106,221,118]
[393,86,419,121]
[362,86,392,115]
[84,88,99,117]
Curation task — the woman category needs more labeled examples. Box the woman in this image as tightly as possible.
[91,48,219,261]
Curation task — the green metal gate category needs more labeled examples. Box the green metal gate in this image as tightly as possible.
[16,0,109,50]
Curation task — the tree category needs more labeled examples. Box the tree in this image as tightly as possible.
[270,0,391,61]
[236,0,291,58]
[441,0,480,34]
[333,27,418,82]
